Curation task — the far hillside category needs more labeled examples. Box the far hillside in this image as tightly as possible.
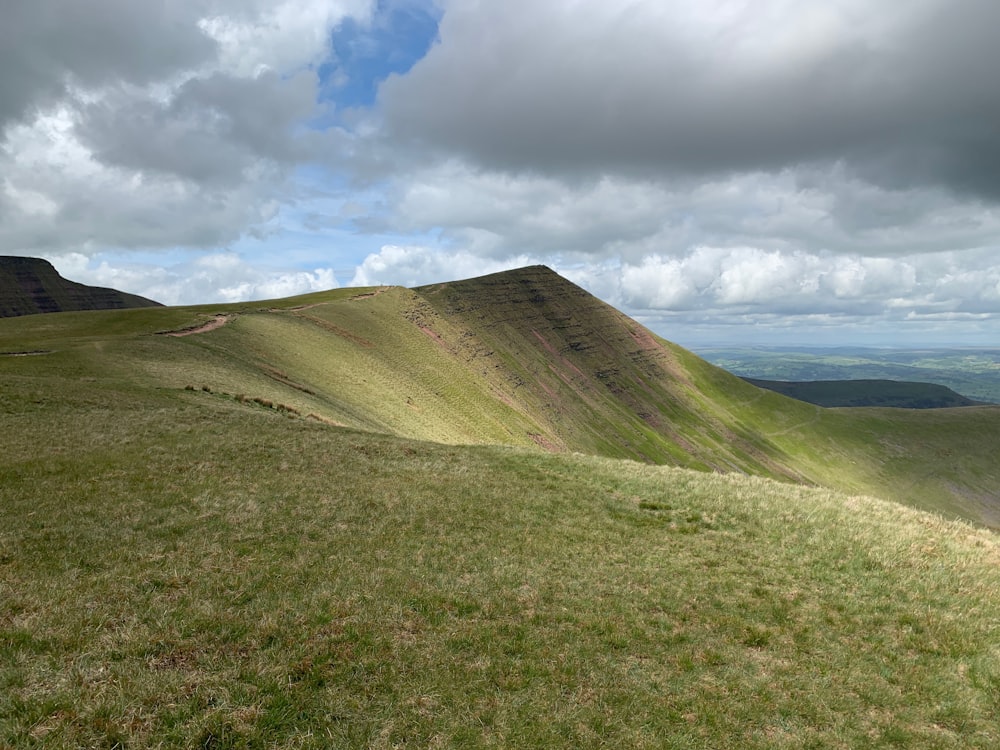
[743,377,983,408]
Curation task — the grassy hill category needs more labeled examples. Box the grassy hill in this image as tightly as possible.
[3,266,1000,746]
[2,265,999,525]
[0,256,161,317]
[743,377,983,408]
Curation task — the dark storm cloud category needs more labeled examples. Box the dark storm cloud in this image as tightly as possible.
[379,0,1000,198]
[75,71,320,186]
[0,0,217,129]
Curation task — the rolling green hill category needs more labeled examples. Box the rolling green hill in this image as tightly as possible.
[0,256,162,317]
[2,265,999,526]
[3,265,1000,746]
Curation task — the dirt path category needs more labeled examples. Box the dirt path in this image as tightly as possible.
[348,287,390,301]
[160,314,233,337]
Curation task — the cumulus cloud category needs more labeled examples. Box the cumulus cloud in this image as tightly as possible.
[53,252,339,306]
[0,0,216,129]
[0,108,284,252]
[370,161,1000,262]
[200,0,374,77]
[7,0,1000,345]
[380,0,1000,198]
[350,244,538,288]
[74,70,321,186]
[616,247,1000,324]
[1,0,374,260]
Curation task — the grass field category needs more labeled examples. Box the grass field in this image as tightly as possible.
[3,268,1000,746]
[4,386,1000,748]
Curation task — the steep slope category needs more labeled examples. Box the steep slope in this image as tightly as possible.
[413,267,1000,525]
[412,266,807,478]
[0,256,161,316]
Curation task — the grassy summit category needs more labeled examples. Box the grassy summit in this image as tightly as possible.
[2,266,1000,746]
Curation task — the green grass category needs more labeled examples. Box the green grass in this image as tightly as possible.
[3,387,1000,747]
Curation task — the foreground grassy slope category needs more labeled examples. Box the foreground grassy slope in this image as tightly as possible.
[3,378,1000,748]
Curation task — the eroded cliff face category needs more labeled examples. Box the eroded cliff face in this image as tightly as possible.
[0,256,162,317]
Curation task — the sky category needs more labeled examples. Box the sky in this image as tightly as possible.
[3,0,1000,348]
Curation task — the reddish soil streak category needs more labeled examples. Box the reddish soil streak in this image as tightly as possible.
[417,324,447,348]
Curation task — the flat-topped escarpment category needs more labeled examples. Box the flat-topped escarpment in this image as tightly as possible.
[0,256,162,317]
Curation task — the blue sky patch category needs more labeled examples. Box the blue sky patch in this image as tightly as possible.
[322,0,440,111]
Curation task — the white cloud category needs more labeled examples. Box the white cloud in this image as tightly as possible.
[47,251,339,306]
[350,244,537,288]
[615,247,1000,325]
[0,0,373,261]
[381,0,1000,194]
[8,0,1000,347]
[200,0,375,77]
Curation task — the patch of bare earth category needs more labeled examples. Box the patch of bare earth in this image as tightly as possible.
[159,314,233,337]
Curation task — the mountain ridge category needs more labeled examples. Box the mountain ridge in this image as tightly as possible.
[2,264,999,526]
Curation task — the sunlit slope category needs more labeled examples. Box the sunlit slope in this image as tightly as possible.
[667,340,1000,526]
[0,288,546,448]
[413,266,811,477]
[0,272,801,475]
[413,266,1000,524]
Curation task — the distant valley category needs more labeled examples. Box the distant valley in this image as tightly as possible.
[699,346,1000,404]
